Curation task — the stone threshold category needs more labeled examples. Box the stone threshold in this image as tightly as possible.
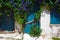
[0,31,15,34]
[50,24,60,26]
[0,33,22,40]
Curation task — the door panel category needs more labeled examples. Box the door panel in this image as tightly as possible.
[0,13,15,31]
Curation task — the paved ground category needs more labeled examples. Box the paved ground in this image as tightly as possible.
[0,33,22,40]
[0,37,20,40]
[24,34,52,40]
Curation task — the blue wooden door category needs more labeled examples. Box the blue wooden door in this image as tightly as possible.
[50,9,60,24]
[0,13,15,31]
[24,13,40,34]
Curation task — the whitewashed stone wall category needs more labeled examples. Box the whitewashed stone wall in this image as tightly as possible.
[40,10,52,38]
[40,9,60,38]
[50,25,60,37]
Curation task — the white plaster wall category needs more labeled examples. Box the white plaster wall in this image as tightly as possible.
[40,10,52,38]
[52,26,60,37]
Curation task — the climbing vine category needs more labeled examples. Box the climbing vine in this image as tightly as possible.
[29,24,42,37]
[0,0,60,32]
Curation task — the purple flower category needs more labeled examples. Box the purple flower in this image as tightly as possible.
[10,1,14,5]
[38,0,42,3]
[19,7,22,10]
[26,2,30,4]
[22,3,26,8]
[23,7,27,11]
[22,0,25,3]
[22,0,25,2]
[27,8,30,11]
[58,0,60,2]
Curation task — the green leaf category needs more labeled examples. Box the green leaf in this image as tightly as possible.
[29,24,42,37]
[19,19,24,25]
[0,12,2,15]
[0,4,2,7]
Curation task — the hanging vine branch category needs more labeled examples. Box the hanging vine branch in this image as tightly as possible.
[0,0,60,32]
